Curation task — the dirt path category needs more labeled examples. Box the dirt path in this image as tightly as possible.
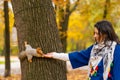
[0,56,21,76]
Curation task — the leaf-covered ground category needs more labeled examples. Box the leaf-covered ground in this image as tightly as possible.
[67,69,88,80]
[0,69,88,80]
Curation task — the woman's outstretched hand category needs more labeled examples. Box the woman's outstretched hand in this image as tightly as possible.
[43,52,55,58]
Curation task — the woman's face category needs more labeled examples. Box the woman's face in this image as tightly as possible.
[94,27,104,43]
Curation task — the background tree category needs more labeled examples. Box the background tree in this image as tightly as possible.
[103,0,110,19]
[4,0,11,77]
[53,0,80,52]
[11,0,67,80]
[67,0,120,52]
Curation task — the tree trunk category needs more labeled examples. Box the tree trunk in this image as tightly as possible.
[103,0,110,19]
[56,0,79,52]
[4,1,11,77]
[57,1,70,52]
[11,0,67,80]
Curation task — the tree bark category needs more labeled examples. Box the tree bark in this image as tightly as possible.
[11,0,67,80]
[4,1,11,77]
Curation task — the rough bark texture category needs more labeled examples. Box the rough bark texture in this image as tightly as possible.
[11,0,67,80]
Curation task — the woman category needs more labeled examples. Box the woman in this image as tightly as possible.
[44,20,120,80]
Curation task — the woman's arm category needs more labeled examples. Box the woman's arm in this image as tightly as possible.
[69,45,93,68]
[44,45,93,69]
[44,52,69,61]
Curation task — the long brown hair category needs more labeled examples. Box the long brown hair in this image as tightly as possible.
[94,20,120,44]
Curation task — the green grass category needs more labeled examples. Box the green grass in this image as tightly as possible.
[0,61,16,64]
[0,61,5,64]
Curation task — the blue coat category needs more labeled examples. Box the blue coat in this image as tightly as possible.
[69,44,120,80]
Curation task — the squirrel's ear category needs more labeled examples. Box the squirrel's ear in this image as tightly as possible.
[37,47,41,50]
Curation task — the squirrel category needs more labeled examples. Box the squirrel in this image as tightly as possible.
[19,41,44,62]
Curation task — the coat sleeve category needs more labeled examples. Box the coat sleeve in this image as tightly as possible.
[68,45,93,69]
[112,45,120,80]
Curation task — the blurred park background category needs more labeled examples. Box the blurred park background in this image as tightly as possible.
[0,0,120,80]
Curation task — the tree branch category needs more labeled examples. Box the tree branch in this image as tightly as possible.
[70,0,80,15]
